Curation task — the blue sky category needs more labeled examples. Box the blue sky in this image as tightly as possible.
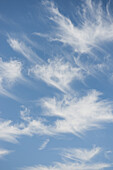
[0,0,113,169]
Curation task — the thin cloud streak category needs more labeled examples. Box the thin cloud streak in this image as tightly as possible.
[22,163,111,170]
[7,37,43,63]
[38,139,50,150]
[0,148,12,158]
[0,120,24,143]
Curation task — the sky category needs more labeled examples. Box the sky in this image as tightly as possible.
[0,0,113,169]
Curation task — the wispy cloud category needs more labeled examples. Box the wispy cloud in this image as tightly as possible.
[1,0,113,169]
[41,1,113,54]
[7,37,43,63]
[1,89,113,143]
[0,148,12,158]
[74,54,111,77]
[62,147,101,162]
[20,105,32,122]
[38,139,50,150]
[33,32,49,38]
[0,120,23,143]
[0,114,52,143]
[0,58,22,99]
[0,58,22,84]
[29,58,84,92]
[104,150,112,160]
[40,90,113,135]
[22,163,111,170]
[21,146,112,170]
[33,0,113,81]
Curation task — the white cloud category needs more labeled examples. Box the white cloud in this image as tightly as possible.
[74,55,109,77]
[40,90,113,135]
[23,163,111,170]
[21,119,53,137]
[0,58,22,84]
[62,147,101,162]
[21,147,112,170]
[29,58,84,92]
[38,139,50,150]
[42,1,113,54]
[0,58,22,98]
[20,105,32,122]
[7,37,43,63]
[0,120,23,143]
[0,148,12,158]
[1,90,113,143]
[0,116,52,143]
[33,32,49,38]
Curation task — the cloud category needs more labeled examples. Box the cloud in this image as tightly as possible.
[0,115,52,143]
[0,58,22,98]
[22,163,111,170]
[20,105,32,122]
[104,150,112,160]
[29,58,84,92]
[38,139,50,150]
[40,90,113,135]
[0,58,22,84]
[7,37,43,63]
[33,32,49,38]
[21,147,112,170]
[0,119,23,143]
[42,1,113,54]
[21,119,53,137]
[74,55,110,77]
[62,147,101,162]
[1,89,113,143]
[0,148,12,158]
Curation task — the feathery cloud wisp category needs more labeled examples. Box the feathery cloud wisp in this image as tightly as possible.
[0,58,22,98]
[42,1,113,54]
[1,89,113,143]
[40,90,113,135]
[38,139,50,150]
[0,116,52,143]
[0,120,21,143]
[29,58,84,92]
[22,163,111,170]
[0,148,12,158]
[62,147,101,162]
[7,37,43,63]
[21,146,112,170]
